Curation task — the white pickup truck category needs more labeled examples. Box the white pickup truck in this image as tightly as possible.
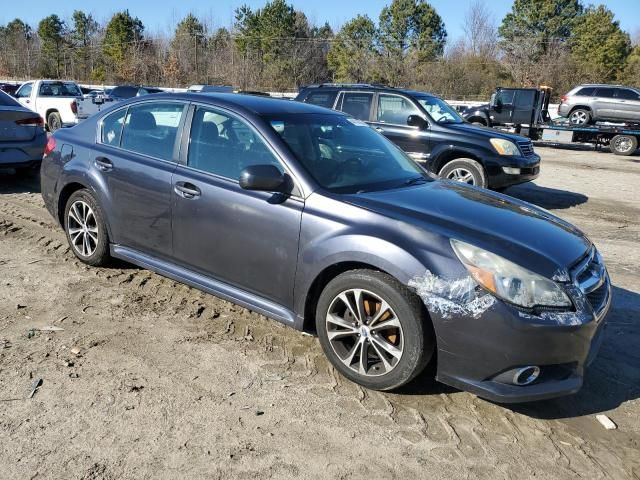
[14,80,82,131]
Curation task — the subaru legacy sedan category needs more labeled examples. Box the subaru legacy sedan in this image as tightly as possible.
[41,93,610,403]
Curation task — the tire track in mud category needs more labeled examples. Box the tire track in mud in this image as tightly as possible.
[0,191,632,479]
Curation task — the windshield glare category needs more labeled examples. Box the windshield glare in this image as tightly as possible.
[266,114,429,193]
[417,96,462,124]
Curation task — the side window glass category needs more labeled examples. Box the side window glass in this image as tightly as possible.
[576,87,595,96]
[376,94,421,124]
[188,106,282,180]
[496,90,515,106]
[515,90,536,108]
[120,103,184,161]
[16,83,32,98]
[595,88,615,98]
[616,89,640,100]
[306,92,337,109]
[339,92,373,121]
[101,108,127,146]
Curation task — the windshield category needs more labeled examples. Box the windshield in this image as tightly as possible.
[416,96,463,124]
[265,113,430,194]
[39,82,82,97]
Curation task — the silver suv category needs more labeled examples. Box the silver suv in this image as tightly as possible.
[558,84,640,125]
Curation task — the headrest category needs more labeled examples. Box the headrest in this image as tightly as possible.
[129,111,157,131]
[199,121,219,140]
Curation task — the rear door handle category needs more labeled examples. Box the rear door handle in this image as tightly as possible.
[95,156,113,171]
[174,182,201,199]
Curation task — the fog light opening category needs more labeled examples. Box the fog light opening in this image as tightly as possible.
[502,167,522,175]
[513,366,541,386]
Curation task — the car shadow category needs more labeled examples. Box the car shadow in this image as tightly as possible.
[0,168,41,194]
[501,182,588,209]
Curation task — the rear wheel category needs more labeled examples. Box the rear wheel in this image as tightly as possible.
[47,111,62,132]
[569,108,591,126]
[315,270,434,391]
[609,135,638,156]
[438,158,487,188]
[64,189,110,266]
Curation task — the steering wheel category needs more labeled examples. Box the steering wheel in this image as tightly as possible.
[337,156,366,176]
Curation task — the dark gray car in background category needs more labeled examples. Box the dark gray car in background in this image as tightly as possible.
[40,93,611,403]
[0,89,47,173]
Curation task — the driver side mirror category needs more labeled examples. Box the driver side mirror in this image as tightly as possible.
[239,164,286,192]
[407,115,427,130]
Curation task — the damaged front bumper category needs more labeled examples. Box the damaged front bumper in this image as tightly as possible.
[411,271,611,403]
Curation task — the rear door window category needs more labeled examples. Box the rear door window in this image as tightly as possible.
[376,94,421,125]
[595,88,616,98]
[575,87,596,96]
[338,92,373,121]
[304,91,337,109]
[101,108,127,146]
[120,102,185,161]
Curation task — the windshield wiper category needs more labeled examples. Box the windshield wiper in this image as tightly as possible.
[403,176,428,186]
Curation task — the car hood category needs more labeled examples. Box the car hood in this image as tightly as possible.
[443,122,528,142]
[344,181,591,279]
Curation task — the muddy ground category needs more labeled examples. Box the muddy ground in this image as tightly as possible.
[0,145,639,480]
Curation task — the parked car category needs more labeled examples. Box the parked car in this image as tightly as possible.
[0,83,20,96]
[0,89,47,173]
[41,93,610,403]
[77,89,115,121]
[187,84,235,93]
[295,84,540,190]
[14,80,82,131]
[558,84,640,125]
[108,85,164,101]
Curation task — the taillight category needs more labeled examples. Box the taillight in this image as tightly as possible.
[16,116,44,126]
[560,95,568,103]
[71,100,77,114]
[44,136,56,156]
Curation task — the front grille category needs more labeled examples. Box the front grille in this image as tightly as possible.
[571,248,609,317]
[517,140,535,157]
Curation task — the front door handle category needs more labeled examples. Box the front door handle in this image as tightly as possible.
[95,156,113,171]
[174,182,201,199]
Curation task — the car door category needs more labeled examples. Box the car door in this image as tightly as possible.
[91,101,187,259]
[491,89,515,124]
[170,104,303,307]
[335,91,374,121]
[14,82,34,110]
[613,88,640,122]
[369,93,430,161]
[593,87,617,120]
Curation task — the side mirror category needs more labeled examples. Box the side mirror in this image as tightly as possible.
[239,164,286,192]
[407,115,427,129]
[490,93,497,109]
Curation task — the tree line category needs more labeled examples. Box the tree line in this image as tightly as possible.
[0,0,638,99]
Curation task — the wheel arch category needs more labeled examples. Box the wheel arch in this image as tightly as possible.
[568,105,592,114]
[430,148,485,176]
[56,176,114,241]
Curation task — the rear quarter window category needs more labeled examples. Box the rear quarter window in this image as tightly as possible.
[304,91,337,109]
[575,87,596,96]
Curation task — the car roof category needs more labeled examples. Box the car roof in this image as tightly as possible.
[141,92,341,116]
[301,84,438,98]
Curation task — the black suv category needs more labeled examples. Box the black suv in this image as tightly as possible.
[295,84,540,190]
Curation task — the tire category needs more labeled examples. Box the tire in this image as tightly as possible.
[569,108,591,126]
[438,158,487,188]
[64,189,110,266]
[47,111,62,132]
[609,135,638,156]
[315,269,434,391]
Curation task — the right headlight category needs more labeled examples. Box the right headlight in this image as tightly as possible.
[490,138,520,156]
[451,239,572,309]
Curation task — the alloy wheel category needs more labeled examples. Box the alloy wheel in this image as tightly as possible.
[570,110,588,125]
[446,168,476,184]
[612,136,633,154]
[325,289,404,377]
[67,200,99,257]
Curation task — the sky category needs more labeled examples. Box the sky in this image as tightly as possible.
[1,0,638,41]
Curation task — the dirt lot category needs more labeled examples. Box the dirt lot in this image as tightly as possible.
[1,145,639,480]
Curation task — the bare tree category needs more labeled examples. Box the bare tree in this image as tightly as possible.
[462,0,497,58]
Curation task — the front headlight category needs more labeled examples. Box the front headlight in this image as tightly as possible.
[451,239,572,309]
[490,138,520,156]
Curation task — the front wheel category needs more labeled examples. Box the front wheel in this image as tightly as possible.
[316,270,434,391]
[64,189,110,266]
[609,135,638,156]
[438,158,488,188]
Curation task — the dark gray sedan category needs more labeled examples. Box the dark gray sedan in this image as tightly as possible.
[0,89,47,173]
[40,93,610,403]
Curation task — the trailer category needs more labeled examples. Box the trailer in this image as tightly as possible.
[465,86,640,156]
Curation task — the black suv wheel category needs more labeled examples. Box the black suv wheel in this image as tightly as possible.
[438,158,487,188]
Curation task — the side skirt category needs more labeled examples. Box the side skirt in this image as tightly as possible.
[110,244,299,328]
